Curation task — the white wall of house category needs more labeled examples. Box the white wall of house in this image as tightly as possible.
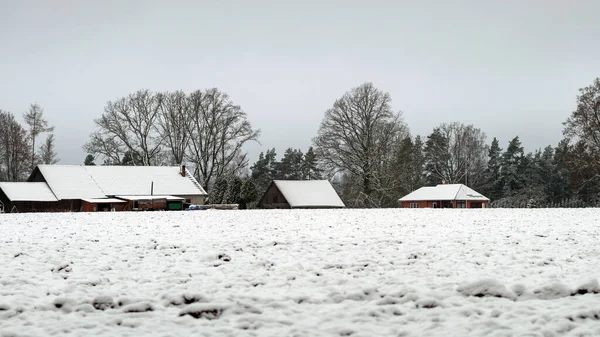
[177,195,205,205]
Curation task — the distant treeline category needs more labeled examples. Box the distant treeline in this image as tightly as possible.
[2,78,600,208]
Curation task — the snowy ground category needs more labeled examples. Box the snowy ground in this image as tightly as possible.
[1,209,600,337]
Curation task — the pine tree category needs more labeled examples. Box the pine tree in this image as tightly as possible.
[84,154,96,165]
[501,136,525,195]
[424,129,449,185]
[121,151,141,166]
[240,179,259,209]
[412,136,426,188]
[551,139,572,203]
[483,137,503,200]
[211,176,229,204]
[277,148,304,179]
[225,176,243,205]
[302,147,322,180]
[250,148,278,192]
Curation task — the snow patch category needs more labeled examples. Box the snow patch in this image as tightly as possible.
[456,279,516,300]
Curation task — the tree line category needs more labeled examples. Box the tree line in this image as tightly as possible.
[0,104,57,181]
[2,78,599,208]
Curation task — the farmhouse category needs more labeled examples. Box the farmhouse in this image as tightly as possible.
[258,180,345,209]
[399,182,489,208]
[0,165,207,213]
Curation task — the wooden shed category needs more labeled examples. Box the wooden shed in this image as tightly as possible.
[257,180,345,209]
[115,195,184,211]
[81,198,127,212]
[0,182,63,213]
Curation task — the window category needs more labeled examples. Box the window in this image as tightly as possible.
[432,202,437,208]
[410,203,419,208]
[456,200,466,208]
[273,195,279,203]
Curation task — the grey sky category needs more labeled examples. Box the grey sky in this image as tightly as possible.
[1,0,599,165]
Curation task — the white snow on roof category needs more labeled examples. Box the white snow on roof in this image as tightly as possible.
[116,195,184,201]
[0,182,58,201]
[81,198,126,203]
[274,180,345,208]
[37,165,106,200]
[85,166,206,196]
[399,184,489,202]
[33,165,207,200]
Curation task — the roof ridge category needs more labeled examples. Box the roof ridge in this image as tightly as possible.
[84,166,108,196]
[452,184,463,200]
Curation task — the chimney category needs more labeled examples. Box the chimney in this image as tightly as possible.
[442,180,449,184]
[180,165,186,177]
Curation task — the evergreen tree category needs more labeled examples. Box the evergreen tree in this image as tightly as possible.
[240,179,259,209]
[412,136,426,188]
[211,176,229,204]
[302,146,322,180]
[535,146,557,203]
[225,175,243,204]
[84,154,96,165]
[501,136,525,195]
[550,140,572,203]
[483,137,503,201]
[423,128,449,185]
[277,148,304,179]
[250,148,278,192]
[121,150,141,166]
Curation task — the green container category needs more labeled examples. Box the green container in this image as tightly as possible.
[167,202,182,210]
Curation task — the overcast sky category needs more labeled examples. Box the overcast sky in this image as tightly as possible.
[1,0,599,165]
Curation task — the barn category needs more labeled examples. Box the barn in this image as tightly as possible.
[0,182,63,213]
[257,180,345,209]
[399,182,489,208]
[0,165,207,213]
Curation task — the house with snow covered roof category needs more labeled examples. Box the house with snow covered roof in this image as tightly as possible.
[257,180,345,209]
[0,165,207,213]
[0,182,61,213]
[398,181,489,209]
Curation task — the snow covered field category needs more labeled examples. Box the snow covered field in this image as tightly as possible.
[1,209,600,337]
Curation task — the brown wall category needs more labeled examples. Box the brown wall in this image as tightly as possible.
[258,183,291,209]
[3,199,81,213]
[81,201,128,212]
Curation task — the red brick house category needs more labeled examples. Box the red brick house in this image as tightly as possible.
[399,182,489,208]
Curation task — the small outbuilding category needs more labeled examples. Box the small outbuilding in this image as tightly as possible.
[0,182,62,213]
[399,182,489,208]
[81,198,127,212]
[257,180,345,209]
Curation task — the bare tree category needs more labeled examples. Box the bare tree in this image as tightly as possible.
[562,77,600,198]
[0,110,31,181]
[22,103,54,170]
[84,130,126,165]
[158,90,191,165]
[313,82,409,207]
[84,90,165,165]
[185,88,260,191]
[38,133,59,164]
[564,77,600,151]
[424,122,488,189]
